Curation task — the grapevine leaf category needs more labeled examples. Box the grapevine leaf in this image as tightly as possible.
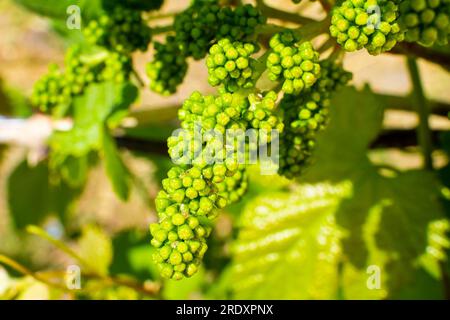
[77,225,113,276]
[7,160,80,229]
[101,127,131,201]
[230,176,447,299]
[110,230,159,281]
[302,85,447,297]
[163,268,206,300]
[49,82,137,192]
[230,183,350,299]
[338,170,446,299]
[229,85,447,299]
[301,85,384,183]
[72,81,138,127]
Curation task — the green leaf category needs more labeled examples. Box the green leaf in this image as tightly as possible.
[230,176,447,299]
[77,225,113,276]
[101,128,131,201]
[163,268,206,300]
[7,160,80,229]
[49,82,137,191]
[302,85,384,183]
[230,183,350,299]
[110,230,158,281]
[229,85,448,299]
[72,81,137,127]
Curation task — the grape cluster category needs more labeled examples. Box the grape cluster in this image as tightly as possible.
[174,1,265,60]
[63,47,100,96]
[399,0,450,46]
[267,31,321,94]
[83,7,151,53]
[99,52,133,83]
[32,47,131,113]
[150,166,217,280]
[245,91,284,143]
[147,2,266,95]
[151,89,283,279]
[215,4,267,40]
[146,36,188,96]
[206,39,258,92]
[31,64,69,112]
[278,61,352,178]
[217,168,248,204]
[330,0,404,55]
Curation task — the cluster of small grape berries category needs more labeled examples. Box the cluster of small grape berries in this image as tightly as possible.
[215,4,267,41]
[330,0,404,55]
[32,48,131,112]
[216,168,248,204]
[267,31,321,94]
[174,1,222,60]
[206,39,258,92]
[64,47,101,96]
[177,91,249,134]
[399,0,450,46]
[146,36,188,96]
[151,164,238,279]
[31,64,69,112]
[152,90,282,279]
[278,61,352,178]
[245,91,284,142]
[174,2,265,60]
[83,7,151,53]
[99,52,132,83]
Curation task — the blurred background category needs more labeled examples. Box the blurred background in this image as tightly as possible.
[0,0,449,300]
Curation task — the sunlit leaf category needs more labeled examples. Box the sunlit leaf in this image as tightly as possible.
[77,225,113,276]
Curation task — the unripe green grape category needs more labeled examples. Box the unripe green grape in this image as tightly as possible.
[84,7,151,53]
[279,60,352,178]
[207,38,258,92]
[31,64,69,112]
[32,44,132,114]
[146,36,188,96]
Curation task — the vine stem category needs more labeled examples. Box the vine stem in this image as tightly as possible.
[132,69,146,88]
[0,254,69,291]
[406,57,433,170]
[407,57,450,299]
[255,0,316,25]
[26,225,92,270]
[151,25,174,35]
[0,254,161,298]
